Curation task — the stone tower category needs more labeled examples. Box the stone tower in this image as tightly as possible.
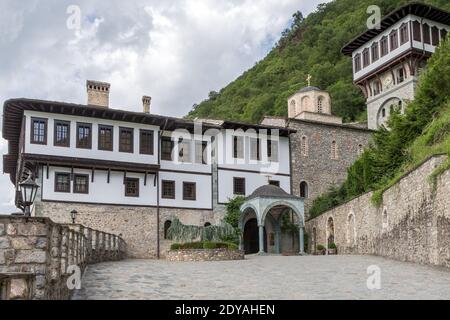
[86,80,110,107]
[287,86,342,125]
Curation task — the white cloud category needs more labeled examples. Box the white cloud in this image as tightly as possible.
[0,0,327,213]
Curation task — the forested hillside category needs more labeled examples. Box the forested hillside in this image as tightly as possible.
[186,0,450,123]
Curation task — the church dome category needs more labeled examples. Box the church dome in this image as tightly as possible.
[247,185,299,200]
[297,86,321,93]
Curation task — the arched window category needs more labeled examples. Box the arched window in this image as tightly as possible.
[358,144,364,156]
[301,136,308,157]
[300,181,308,198]
[301,96,310,110]
[317,97,324,113]
[204,222,211,227]
[289,100,296,117]
[164,220,172,240]
[382,208,388,229]
[331,140,338,159]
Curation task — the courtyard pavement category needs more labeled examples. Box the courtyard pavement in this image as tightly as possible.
[73,255,450,300]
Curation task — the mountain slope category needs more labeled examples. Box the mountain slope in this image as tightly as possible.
[186,0,450,124]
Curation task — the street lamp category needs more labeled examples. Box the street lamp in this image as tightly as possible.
[71,210,78,224]
[19,176,39,217]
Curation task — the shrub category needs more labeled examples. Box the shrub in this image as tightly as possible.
[203,241,217,249]
[316,244,325,251]
[329,243,337,250]
[170,241,239,251]
[170,243,181,250]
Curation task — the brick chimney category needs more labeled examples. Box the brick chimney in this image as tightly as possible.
[86,80,110,107]
[142,96,151,114]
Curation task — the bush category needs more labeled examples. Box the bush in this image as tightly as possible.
[203,241,217,249]
[170,243,181,250]
[329,243,337,250]
[316,244,325,251]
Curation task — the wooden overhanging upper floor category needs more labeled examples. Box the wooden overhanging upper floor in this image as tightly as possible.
[2,98,295,184]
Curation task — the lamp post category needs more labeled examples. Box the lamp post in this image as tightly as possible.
[71,210,78,224]
[19,176,40,217]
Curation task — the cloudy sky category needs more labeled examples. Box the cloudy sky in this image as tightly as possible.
[0,0,327,213]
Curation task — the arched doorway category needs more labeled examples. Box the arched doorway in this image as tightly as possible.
[327,217,335,247]
[243,218,267,254]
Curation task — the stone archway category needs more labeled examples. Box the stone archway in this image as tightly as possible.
[243,218,267,254]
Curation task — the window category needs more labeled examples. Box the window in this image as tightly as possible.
[400,23,409,45]
[76,123,92,149]
[331,140,338,159]
[139,130,154,155]
[441,29,448,41]
[233,136,244,159]
[183,182,196,201]
[413,21,421,41]
[354,54,361,72]
[423,23,430,44]
[380,36,388,56]
[54,120,70,147]
[161,137,174,161]
[300,181,308,198]
[55,173,70,193]
[371,42,379,62]
[31,118,47,144]
[269,180,280,187]
[250,137,260,161]
[162,180,175,199]
[362,48,370,67]
[397,68,405,83]
[195,140,208,164]
[124,178,139,197]
[178,139,191,163]
[98,125,113,151]
[267,139,279,162]
[431,26,440,46]
[301,136,308,157]
[119,127,134,153]
[73,174,89,194]
[390,30,398,51]
[372,80,381,96]
[233,177,245,195]
[164,220,172,239]
[317,97,324,113]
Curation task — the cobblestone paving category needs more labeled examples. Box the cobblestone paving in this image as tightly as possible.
[73,255,450,300]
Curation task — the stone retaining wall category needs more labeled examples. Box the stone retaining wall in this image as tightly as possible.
[0,216,126,299]
[305,155,450,268]
[166,249,245,262]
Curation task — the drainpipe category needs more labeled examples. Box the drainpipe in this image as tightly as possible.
[156,130,162,259]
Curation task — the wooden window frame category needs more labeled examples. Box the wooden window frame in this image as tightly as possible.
[161,180,176,199]
[161,137,174,161]
[98,125,114,151]
[371,42,379,62]
[232,136,244,159]
[195,140,208,165]
[76,122,92,149]
[250,137,260,161]
[53,120,70,147]
[178,139,191,163]
[362,48,370,67]
[354,54,361,72]
[54,172,71,193]
[119,127,134,153]
[400,23,409,45]
[233,177,246,196]
[183,182,196,201]
[73,174,89,194]
[124,177,139,197]
[139,129,154,155]
[380,36,388,57]
[30,117,48,145]
[390,30,398,51]
[431,26,440,46]
[268,139,279,162]
[413,21,422,41]
[423,23,431,44]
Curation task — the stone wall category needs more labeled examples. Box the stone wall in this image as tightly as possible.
[0,216,125,299]
[287,119,372,217]
[305,155,450,268]
[35,202,220,259]
[166,249,244,262]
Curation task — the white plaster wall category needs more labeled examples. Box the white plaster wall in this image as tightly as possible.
[40,166,157,206]
[24,111,159,164]
[158,171,212,209]
[217,129,290,175]
[217,170,291,204]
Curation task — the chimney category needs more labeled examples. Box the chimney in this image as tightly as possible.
[142,96,151,114]
[86,80,110,107]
